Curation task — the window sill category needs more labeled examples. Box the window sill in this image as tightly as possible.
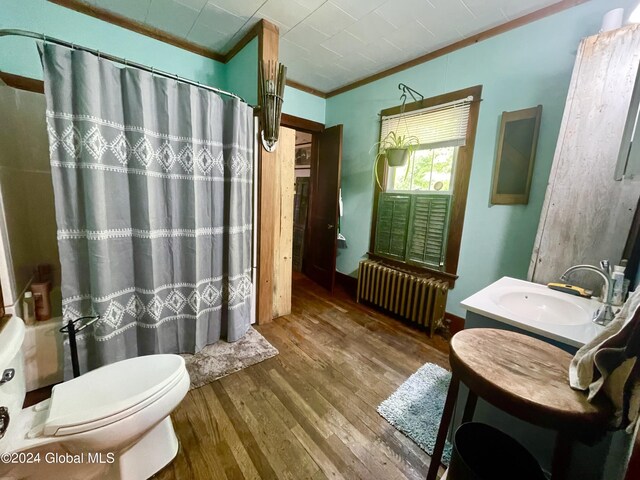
[367,252,458,288]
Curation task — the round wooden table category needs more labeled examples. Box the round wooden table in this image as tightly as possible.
[425,328,613,480]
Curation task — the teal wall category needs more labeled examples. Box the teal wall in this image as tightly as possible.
[0,0,226,87]
[224,37,258,106]
[326,0,638,316]
[283,85,326,124]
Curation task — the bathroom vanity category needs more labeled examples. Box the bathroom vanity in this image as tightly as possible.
[461,276,605,353]
[458,277,631,480]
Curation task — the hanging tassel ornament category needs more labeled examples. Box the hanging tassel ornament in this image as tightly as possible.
[258,60,287,152]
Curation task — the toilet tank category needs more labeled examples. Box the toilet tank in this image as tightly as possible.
[0,316,26,444]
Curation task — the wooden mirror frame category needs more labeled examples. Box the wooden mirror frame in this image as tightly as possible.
[490,105,542,205]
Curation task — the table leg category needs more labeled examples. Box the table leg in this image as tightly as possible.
[551,432,572,480]
[426,376,460,480]
[461,390,477,424]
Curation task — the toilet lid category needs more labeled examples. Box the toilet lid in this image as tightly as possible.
[44,354,186,436]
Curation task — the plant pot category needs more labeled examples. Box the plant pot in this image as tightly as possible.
[386,148,410,167]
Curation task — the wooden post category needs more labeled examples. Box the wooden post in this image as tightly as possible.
[256,20,279,324]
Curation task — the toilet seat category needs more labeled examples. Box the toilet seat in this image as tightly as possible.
[44,354,187,436]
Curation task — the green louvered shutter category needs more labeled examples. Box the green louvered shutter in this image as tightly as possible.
[406,195,451,268]
[374,193,411,259]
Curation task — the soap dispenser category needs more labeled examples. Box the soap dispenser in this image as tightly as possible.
[611,261,627,306]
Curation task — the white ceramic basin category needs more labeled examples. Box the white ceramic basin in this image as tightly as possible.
[494,289,591,326]
[461,277,606,348]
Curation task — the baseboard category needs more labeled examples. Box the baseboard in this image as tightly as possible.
[335,271,358,296]
[445,312,465,335]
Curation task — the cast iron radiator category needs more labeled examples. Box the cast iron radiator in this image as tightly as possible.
[356,259,448,336]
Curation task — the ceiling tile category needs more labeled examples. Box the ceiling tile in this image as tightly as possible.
[353,38,402,65]
[282,23,330,50]
[190,3,246,34]
[257,0,313,32]
[280,38,311,58]
[146,0,201,37]
[293,0,327,10]
[374,0,431,29]
[186,22,231,51]
[307,45,344,63]
[321,30,365,57]
[336,51,376,72]
[206,0,267,18]
[304,1,357,37]
[345,11,397,45]
[174,0,208,11]
[330,0,387,20]
[94,0,151,22]
[383,19,437,51]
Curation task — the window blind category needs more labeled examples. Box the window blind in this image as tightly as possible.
[380,97,473,149]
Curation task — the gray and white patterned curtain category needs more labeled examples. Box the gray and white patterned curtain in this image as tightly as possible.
[40,44,254,376]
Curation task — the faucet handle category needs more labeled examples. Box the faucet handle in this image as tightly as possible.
[600,260,611,276]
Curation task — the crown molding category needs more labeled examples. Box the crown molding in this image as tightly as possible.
[325,0,590,98]
[285,79,327,98]
[48,0,226,62]
[46,0,591,100]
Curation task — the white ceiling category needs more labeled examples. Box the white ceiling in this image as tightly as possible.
[80,0,564,93]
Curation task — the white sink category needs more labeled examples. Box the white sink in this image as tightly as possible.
[461,277,605,348]
[494,288,592,326]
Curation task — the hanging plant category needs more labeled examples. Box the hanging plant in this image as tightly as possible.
[370,131,420,188]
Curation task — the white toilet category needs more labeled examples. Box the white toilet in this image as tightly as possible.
[0,315,190,480]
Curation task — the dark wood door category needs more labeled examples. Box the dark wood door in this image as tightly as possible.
[304,124,343,292]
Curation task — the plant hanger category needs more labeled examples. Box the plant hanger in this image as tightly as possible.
[398,83,424,112]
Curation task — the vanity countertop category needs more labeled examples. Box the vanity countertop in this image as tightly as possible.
[460,277,607,348]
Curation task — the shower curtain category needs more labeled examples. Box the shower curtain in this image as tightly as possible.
[40,44,254,376]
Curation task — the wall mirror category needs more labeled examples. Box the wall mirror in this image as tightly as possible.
[491,105,542,205]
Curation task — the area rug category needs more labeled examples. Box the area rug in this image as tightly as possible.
[378,362,453,465]
[182,327,279,390]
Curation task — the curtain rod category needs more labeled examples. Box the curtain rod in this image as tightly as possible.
[0,29,249,105]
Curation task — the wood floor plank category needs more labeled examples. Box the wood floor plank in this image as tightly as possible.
[160,275,450,479]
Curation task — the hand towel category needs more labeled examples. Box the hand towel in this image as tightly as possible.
[569,288,640,432]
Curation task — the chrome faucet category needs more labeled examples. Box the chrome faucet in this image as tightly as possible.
[560,262,616,326]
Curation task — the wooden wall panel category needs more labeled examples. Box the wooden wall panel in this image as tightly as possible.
[529,25,640,286]
[272,127,295,318]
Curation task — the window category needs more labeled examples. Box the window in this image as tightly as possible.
[388,147,457,192]
[370,87,482,278]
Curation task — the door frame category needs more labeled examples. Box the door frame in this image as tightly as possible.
[281,114,325,281]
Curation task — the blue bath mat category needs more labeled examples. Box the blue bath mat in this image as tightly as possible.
[377,362,453,465]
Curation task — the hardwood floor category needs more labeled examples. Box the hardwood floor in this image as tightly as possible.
[157,275,450,480]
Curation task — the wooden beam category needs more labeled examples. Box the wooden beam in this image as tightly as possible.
[0,71,44,94]
[326,0,590,98]
[256,19,280,325]
[47,0,226,62]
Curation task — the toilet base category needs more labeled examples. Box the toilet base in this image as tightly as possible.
[117,417,179,480]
